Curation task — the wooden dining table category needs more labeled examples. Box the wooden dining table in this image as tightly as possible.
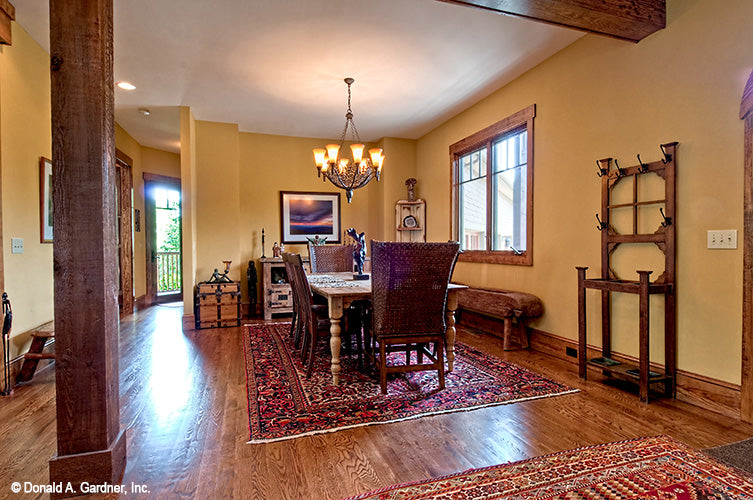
[307,272,467,385]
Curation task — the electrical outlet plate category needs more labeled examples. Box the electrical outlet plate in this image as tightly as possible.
[11,237,23,254]
[707,229,737,249]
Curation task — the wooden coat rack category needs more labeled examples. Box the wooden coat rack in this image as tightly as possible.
[576,142,677,403]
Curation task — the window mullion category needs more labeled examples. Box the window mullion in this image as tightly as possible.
[485,141,493,252]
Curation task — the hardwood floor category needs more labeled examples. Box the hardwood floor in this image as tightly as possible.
[1,303,752,499]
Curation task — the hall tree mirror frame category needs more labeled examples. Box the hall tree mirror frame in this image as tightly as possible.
[740,69,753,423]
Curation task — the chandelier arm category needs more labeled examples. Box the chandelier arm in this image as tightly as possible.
[325,166,348,190]
[350,171,374,190]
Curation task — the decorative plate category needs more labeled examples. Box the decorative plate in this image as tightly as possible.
[403,215,418,228]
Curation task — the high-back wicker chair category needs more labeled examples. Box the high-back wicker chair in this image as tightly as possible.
[283,252,330,377]
[369,241,460,394]
[309,244,355,273]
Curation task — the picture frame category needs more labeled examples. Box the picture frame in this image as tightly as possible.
[39,157,53,243]
[280,191,341,244]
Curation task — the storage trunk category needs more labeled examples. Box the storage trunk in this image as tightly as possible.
[194,281,241,329]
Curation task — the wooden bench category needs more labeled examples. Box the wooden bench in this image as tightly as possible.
[456,286,543,350]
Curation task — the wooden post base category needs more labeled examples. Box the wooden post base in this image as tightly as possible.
[48,429,126,499]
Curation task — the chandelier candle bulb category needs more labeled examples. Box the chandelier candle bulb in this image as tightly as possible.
[350,143,364,163]
[326,144,340,162]
[313,149,326,167]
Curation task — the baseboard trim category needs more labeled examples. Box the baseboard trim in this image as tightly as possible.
[457,311,741,418]
[529,327,741,418]
[182,314,195,331]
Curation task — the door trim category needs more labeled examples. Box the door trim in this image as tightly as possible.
[740,70,753,423]
[144,173,182,305]
[115,148,134,315]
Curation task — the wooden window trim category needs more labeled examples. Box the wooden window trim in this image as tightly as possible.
[450,104,535,265]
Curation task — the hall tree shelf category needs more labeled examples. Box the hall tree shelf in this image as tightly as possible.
[576,141,677,403]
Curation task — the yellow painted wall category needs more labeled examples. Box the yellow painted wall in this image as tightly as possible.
[378,138,418,241]
[0,23,52,357]
[237,131,377,304]
[416,0,750,384]
[195,121,242,286]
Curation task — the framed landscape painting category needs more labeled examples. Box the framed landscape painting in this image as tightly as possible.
[39,157,53,243]
[280,191,341,244]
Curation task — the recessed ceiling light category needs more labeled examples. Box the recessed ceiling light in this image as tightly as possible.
[138,108,151,116]
[116,81,136,90]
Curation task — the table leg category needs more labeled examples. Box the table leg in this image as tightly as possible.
[328,297,344,385]
[445,291,459,372]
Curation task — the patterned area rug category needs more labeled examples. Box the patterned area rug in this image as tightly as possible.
[341,435,753,500]
[243,323,577,443]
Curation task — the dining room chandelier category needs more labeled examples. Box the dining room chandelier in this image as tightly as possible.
[313,77,384,203]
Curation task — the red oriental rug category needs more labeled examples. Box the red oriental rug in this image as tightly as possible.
[243,323,577,444]
[341,435,753,500]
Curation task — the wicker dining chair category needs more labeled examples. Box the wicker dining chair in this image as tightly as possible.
[283,252,331,377]
[308,243,366,359]
[308,244,355,273]
[368,241,460,394]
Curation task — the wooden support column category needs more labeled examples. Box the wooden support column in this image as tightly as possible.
[741,70,753,423]
[0,0,15,46]
[48,1,126,497]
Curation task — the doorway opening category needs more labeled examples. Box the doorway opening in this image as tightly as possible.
[145,174,182,305]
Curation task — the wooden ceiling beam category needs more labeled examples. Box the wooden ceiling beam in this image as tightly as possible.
[435,0,666,43]
[0,0,15,45]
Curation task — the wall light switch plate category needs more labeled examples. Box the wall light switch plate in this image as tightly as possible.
[11,238,23,254]
[707,229,737,249]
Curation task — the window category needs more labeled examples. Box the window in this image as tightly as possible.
[450,104,535,265]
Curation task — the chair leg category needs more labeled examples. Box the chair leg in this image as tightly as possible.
[294,314,304,350]
[305,330,316,378]
[380,342,388,394]
[289,307,297,339]
[437,340,445,390]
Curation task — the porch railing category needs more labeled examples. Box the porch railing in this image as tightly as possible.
[157,251,181,293]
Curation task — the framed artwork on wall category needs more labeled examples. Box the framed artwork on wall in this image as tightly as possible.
[39,157,53,243]
[280,191,341,244]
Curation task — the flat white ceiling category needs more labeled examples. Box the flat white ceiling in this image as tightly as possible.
[14,0,582,153]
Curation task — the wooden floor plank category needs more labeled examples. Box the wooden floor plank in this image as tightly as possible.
[1,303,751,499]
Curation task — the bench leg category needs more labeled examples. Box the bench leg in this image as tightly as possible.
[503,317,530,350]
[503,318,513,350]
[518,323,529,349]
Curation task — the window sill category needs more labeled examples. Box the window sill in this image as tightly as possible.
[458,250,532,266]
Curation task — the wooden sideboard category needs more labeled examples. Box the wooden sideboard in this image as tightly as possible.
[261,257,310,320]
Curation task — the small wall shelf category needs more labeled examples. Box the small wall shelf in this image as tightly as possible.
[395,199,426,242]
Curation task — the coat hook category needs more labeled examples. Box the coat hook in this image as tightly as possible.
[660,144,672,164]
[614,159,626,177]
[596,160,608,177]
[595,214,607,231]
[659,207,672,227]
[637,154,648,173]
